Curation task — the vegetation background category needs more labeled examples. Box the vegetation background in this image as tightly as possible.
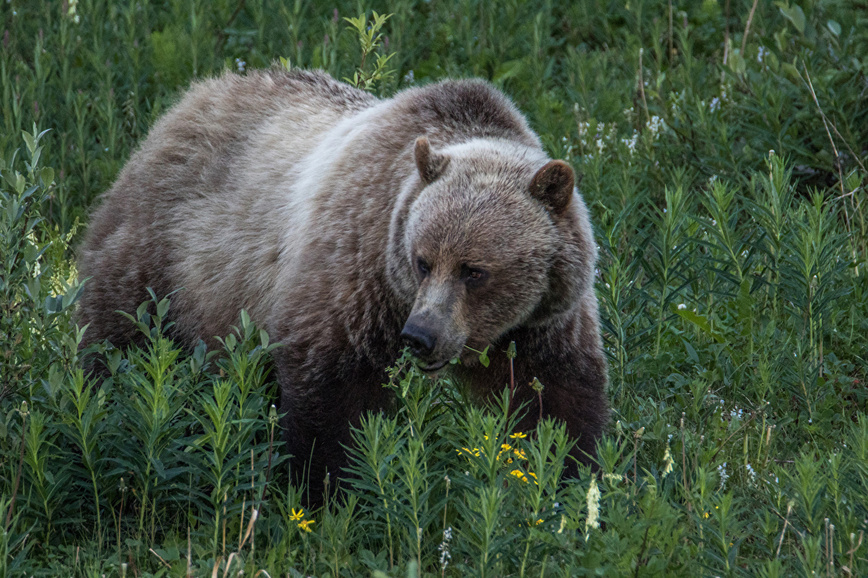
[1,0,867,575]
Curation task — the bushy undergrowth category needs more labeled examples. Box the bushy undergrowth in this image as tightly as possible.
[1,0,867,575]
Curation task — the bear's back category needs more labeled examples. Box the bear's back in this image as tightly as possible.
[77,69,378,349]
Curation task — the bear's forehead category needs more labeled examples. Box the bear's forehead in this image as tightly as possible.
[417,178,550,228]
[411,194,556,258]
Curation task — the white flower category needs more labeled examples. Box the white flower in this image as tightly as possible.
[757,46,768,63]
[621,131,639,155]
[677,303,687,310]
[235,58,246,73]
[438,527,452,571]
[68,0,80,23]
[718,462,729,490]
[745,463,757,484]
[710,97,720,112]
[647,115,665,139]
[585,476,601,535]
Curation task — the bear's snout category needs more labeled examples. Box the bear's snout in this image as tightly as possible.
[400,321,437,359]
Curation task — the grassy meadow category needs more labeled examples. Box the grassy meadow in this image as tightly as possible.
[1,0,868,575]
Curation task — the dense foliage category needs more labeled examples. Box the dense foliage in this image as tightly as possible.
[1,0,867,575]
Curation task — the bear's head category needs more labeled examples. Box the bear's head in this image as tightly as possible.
[388,137,596,371]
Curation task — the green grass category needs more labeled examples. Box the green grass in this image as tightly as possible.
[1,0,867,575]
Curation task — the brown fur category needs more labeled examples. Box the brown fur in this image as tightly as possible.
[78,68,609,497]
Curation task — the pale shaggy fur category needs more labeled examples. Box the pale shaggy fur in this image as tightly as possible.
[78,68,609,498]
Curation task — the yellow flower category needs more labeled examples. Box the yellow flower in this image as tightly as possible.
[513,448,527,460]
[496,443,513,461]
[297,519,315,533]
[509,432,527,440]
[510,469,529,483]
[290,508,304,521]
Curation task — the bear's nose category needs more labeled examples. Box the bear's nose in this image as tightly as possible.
[400,322,437,358]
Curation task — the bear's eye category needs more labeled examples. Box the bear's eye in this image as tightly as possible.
[416,257,430,278]
[462,265,488,288]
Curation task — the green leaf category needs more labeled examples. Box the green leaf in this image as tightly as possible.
[672,305,726,344]
[21,130,36,156]
[39,167,54,186]
[478,345,490,368]
[775,2,806,34]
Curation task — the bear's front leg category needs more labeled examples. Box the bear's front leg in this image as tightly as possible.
[457,311,610,475]
[276,349,395,505]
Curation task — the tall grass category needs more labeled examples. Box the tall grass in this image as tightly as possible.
[1,0,867,575]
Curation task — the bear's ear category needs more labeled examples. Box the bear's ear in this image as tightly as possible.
[529,160,575,215]
[414,136,450,184]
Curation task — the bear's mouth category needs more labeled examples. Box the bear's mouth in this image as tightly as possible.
[417,359,450,373]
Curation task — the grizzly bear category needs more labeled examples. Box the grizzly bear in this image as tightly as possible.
[78,68,609,496]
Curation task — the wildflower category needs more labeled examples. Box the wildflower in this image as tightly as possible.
[585,476,601,534]
[718,462,729,490]
[509,432,527,440]
[439,527,452,571]
[677,303,687,310]
[709,97,720,112]
[289,508,304,521]
[647,115,665,139]
[457,447,481,458]
[621,131,638,155]
[757,46,768,63]
[662,444,674,477]
[745,463,757,484]
[68,0,80,24]
[510,469,529,483]
[297,519,315,532]
[235,58,246,73]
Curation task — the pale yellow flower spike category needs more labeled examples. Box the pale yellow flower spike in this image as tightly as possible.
[585,476,601,536]
[662,443,675,477]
